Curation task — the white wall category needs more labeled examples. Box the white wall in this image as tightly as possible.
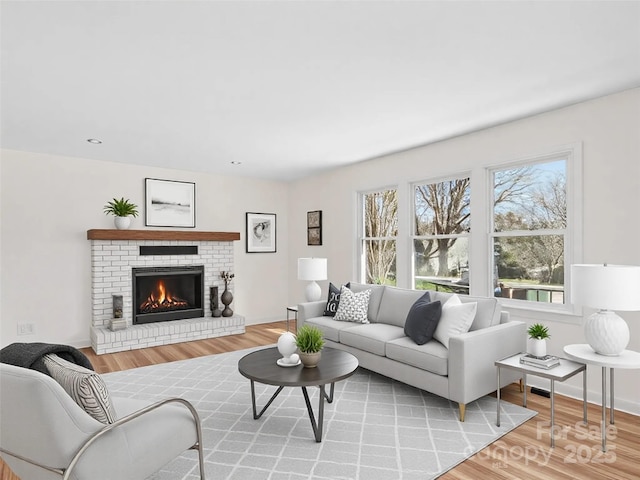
[0,150,290,347]
[288,88,640,414]
[2,88,639,414]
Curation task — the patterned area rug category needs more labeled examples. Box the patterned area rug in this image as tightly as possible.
[103,347,536,480]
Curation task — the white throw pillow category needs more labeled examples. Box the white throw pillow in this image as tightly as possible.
[433,294,477,348]
[43,353,117,424]
[334,286,371,324]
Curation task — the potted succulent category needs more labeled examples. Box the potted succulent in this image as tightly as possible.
[528,323,550,358]
[295,324,325,368]
[103,197,139,230]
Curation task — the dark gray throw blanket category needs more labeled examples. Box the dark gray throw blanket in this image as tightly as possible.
[0,342,94,375]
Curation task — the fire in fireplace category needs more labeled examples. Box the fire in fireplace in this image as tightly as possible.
[132,266,204,324]
[139,280,190,313]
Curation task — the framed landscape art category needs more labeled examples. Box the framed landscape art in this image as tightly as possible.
[246,212,276,253]
[145,178,196,227]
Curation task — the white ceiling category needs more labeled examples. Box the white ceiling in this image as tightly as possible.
[2,1,639,182]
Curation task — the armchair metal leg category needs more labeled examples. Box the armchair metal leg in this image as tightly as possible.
[0,448,64,477]
[459,403,466,422]
[190,408,206,479]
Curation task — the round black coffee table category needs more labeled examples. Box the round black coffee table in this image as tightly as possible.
[238,346,358,442]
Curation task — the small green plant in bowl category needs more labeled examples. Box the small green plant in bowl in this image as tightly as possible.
[527,323,550,340]
[295,325,325,368]
[295,325,325,353]
[103,197,139,218]
[528,323,550,358]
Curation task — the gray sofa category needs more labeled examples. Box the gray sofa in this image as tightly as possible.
[298,283,525,421]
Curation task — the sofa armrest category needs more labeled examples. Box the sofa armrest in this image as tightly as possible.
[448,320,526,404]
[297,301,326,325]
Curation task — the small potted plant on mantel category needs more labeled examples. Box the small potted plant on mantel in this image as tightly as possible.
[295,325,325,368]
[528,323,550,358]
[103,197,139,230]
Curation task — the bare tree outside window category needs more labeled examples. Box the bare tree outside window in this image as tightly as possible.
[412,168,538,293]
[492,159,567,303]
[413,178,470,292]
[362,158,567,303]
[362,189,397,285]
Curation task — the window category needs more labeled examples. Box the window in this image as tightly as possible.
[491,158,567,305]
[356,144,580,312]
[361,188,398,285]
[412,176,470,294]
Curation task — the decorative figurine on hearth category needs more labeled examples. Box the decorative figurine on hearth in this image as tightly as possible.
[110,294,127,331]
[210,286,222,317]
[220,271,235,317]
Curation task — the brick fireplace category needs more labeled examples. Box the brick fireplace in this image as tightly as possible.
[87,229,245,354]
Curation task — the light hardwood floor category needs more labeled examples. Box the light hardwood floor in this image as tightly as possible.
[2,321,638,480]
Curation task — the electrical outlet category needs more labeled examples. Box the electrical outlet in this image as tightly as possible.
[17,323,35,335]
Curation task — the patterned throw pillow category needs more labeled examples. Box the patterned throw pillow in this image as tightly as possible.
[323,282,351,316]
[43,353,117,424]
[334,286,371,323]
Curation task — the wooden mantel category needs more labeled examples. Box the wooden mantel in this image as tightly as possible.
[87,229,241,241]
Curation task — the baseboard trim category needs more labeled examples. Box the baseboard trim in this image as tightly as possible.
[526,377,640,416]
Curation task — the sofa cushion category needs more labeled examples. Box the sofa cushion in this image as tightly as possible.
[376,286,428,327]
[404,294,442,345]
[386,336,449,376]
[323,282,351,316]
[42,353,117,424]
[334,286,371,323]
[339,324,406,356]
[303,316,360,343]
[433,294,477,348]
[432,291,500,331]
[349,282,385,323]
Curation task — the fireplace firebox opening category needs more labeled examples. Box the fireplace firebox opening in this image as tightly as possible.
[132,265,204,324]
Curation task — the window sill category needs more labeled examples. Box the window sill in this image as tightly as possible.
[499,299,582,325]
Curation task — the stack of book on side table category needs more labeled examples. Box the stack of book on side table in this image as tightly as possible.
[519,354,560,369]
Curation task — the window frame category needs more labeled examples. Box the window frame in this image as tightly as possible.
[354,143,582,320]
[486,143,582,316]
[358,186,399,285]
[411,172,472,292]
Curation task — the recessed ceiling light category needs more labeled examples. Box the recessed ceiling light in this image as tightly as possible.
[231,161,242,165]
[87,138,102,144]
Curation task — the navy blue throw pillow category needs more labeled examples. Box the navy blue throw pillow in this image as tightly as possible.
[323,282,350,316]
[404,292,442,345]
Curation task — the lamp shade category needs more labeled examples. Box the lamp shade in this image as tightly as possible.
[571,264,640,311]
[297,258,327,281]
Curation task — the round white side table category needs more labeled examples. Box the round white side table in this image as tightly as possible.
[563,344,640,452]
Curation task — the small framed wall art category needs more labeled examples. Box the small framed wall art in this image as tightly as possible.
[145,178,196,228]
[307,210,322,246]
[246,212,277,253]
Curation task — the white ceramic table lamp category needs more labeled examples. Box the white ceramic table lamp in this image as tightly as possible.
[298,258,327,302]
[571,264,640,356]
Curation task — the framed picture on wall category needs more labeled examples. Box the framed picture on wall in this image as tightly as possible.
[307,210,322,245]
[145,178,196,227]
[308,227,322,246]
[246,212,277,253]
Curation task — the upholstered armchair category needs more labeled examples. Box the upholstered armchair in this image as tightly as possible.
[0,363,205,480]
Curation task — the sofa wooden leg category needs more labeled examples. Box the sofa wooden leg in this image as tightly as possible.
[519,378,525,393]
[459,403,466,422]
